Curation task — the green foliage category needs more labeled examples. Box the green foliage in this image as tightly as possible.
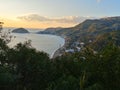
[0,37,120,90]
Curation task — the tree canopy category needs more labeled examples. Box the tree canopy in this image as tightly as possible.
[0,37,120,90]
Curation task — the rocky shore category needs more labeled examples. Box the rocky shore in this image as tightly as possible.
[52,37,68,59]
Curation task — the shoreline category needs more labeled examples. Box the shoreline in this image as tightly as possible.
[52,36,66,59]
[52,47,62,58]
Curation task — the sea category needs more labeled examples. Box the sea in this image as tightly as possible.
[2,27,65,58]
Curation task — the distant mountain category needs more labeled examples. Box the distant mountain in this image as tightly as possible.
[56,16,120,36]
[35,16,120,50]
[12,28,29,33]
[55,16,120,45]
[37,27,63,34]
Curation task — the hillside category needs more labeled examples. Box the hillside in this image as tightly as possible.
[55,16,120,49]
[57,17,120,38]
[37,27,62,34]
[36,16,120,50]
[87,30,120,50]
[12,28,29,33]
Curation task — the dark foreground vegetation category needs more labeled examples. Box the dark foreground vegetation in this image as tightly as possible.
[0,38,120,90]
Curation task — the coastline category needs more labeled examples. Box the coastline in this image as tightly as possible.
[5,26,66,59]
[52,47,62,58]
[52,36,66,59]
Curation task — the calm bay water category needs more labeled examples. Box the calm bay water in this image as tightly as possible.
[3,28,65,58]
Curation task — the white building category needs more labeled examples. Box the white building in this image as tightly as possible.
[65,49,75,53]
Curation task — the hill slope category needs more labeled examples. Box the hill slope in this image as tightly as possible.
[36,16,120,50]
[55,16,120,49]
[12,28,29,33]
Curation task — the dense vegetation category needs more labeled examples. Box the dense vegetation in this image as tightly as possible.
[1,16,120,89]
[86,30,120,51]
[0,37,120,90]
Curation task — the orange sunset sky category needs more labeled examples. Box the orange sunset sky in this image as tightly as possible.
[0,0,119,29]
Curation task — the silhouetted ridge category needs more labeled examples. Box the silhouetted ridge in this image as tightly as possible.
[12,28,29,33]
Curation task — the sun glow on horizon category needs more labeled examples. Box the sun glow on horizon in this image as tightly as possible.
[2,19,78,29]
[0,0,119,29]
[1,15,88,29]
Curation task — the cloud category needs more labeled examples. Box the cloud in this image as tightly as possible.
[53,16,87,23]
[17,14,50,22]
[0,15,97,28]
[17,14,95,24]
[96,0,102,3]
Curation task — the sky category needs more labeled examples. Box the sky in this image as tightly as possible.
[0,0,120,29]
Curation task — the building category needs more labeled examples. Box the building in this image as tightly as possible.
[65,49,75,53]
